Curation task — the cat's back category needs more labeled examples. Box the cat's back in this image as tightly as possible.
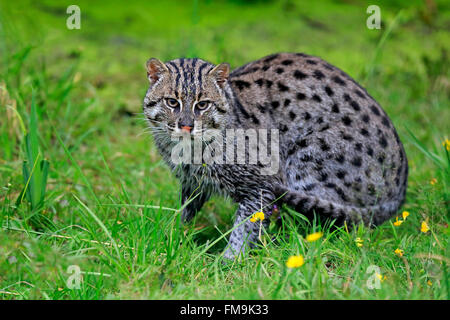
[228,52,379,130]
[228,53,408,218]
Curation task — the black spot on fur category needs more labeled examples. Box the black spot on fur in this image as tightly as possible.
[360,128,369,137]
[342,133,353,141]
[288,145,297,156]
[350,100,361,111]
[262,65,270,71]
[312,94,322,102]
[271,101,280,109]
[336,154,345,164]
[284,99,291,107]
[355,89,366,99]
[342,115,352,126]
[306,59,317,65]
[289,111,296,120]
[379,135,388,148]
[324,86,334,96]
[233,80,251,91]
[370,105,381,116]
[255,78,264,87]
[266,80,273,88]
[304,112,311,120]
[313,70,325,80]
[281,59,293,66]
[343,93,351,102]
[280,123,289,132]
[278,82,289,92]
[361,114,370,123]
[276,67,284,74]
[293,70,308,80]
[354,142,363,152]
[336,170,347,180]
[335,186,348,202]
[367,146,374,157]
[351,156,362,167]
[325,182,336,189]
[331,103,340,113]
[318,172,328,182]
[296,92,306,100]
[318,138,330,151]
[332,76,346,86]
[319,124,330,132]
[382,116,390,128]
[296,139,308,148]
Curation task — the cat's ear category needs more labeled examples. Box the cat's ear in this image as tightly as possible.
[146,58,169,83]
[209,63,230,88]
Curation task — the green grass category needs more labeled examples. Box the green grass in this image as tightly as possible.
[0,0,449,299]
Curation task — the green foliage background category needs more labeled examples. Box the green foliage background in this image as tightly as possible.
[0,0,448,299]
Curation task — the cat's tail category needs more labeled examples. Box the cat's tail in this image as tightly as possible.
[273,185,403,227]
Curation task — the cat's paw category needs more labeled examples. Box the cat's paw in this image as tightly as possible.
[222,247,245,264]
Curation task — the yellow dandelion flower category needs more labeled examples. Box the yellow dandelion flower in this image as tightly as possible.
[430,178,437,186]
[355,237,364,247]
[306,231,323,242]
[250,211,265,223]
[421,221,430,233]
[402,211,410,220]
[286,255,305,268]
[427,280,432,286]
[443,139,450,151]
[393,217,403,227]
[376,273,387,282]
[394,248,404,257]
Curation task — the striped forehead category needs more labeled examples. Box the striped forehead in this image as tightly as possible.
[165,58,214,98]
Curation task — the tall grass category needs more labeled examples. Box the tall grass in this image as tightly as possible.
[16,92,50,216]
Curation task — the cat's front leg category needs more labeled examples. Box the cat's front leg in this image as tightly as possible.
[180,181,211,223]
[223,195,272,260]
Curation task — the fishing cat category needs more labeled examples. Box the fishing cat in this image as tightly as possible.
[142,53,408,259]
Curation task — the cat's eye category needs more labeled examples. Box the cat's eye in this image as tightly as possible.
[196,101,210,111]
[165,98,179,108]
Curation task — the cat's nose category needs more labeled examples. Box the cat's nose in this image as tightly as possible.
[178,121,194,132]
[178,118,194,132]
[180,125,193,133]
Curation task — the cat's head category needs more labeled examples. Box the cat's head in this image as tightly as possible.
[143,58,231,137]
